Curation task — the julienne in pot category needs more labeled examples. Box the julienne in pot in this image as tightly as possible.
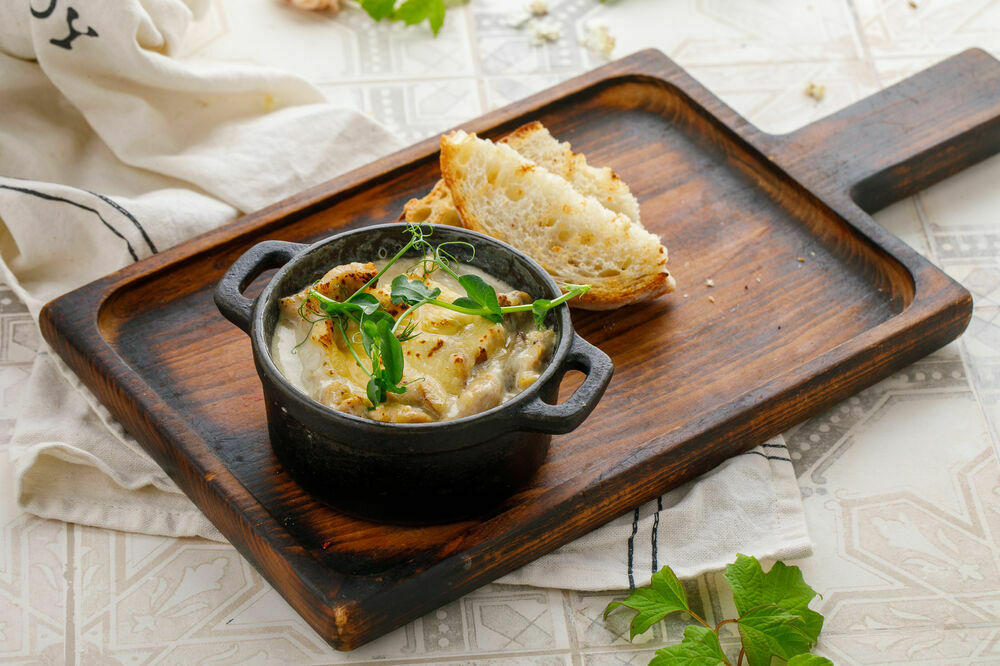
[269,223,590,423]
[215,223,613,524]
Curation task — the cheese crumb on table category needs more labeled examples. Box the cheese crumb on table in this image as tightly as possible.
[582,20,616,60]
[530,19,561,44]
[281,0,340,10]
[529,0,548,17]
[805,81,826,101]
[708,295,716,303]
[704,278,715,287]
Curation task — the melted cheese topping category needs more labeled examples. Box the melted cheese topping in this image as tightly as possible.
[270,260,555,423]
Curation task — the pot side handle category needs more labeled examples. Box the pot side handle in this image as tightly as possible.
[214,240,305,334]
[515,333,614,435]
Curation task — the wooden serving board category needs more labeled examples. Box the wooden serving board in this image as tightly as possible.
[40,49,1000,650]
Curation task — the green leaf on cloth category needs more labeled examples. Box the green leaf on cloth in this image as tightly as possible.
[604,565,690,640]
[724,554,824,642]
[736,604,814,666]
[786,654,834,666]
[649,625,730,666]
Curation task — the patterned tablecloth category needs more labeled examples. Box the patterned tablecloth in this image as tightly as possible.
[2,0,1000,663]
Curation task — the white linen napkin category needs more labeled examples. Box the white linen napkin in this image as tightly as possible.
[0,0,810,589]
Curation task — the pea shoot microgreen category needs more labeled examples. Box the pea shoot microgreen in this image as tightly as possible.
[296,224,589,408]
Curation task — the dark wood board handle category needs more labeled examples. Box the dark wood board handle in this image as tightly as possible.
[775,48,1000,212]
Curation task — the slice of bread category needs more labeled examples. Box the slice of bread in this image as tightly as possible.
[440,130,674,310]
[403,121,641,226]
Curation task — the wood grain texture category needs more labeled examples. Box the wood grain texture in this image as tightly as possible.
[39,49,996,650]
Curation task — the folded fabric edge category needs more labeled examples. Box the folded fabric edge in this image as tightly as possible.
[14,442,225,542]
[496,437,813,591]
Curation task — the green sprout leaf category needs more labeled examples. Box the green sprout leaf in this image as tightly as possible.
[366,377,385,406]
[531,298,552,328]
[736,605,813,666]
[394,0,446,35]
[649,625,730,666]
[390,274,441,305]
[348,292,382,315]
[377,317,405,385]
[723,555,823,643]
[457,274,503,323]
[604,565,690,641]
[786,654,834,666]
[360,319,378,357]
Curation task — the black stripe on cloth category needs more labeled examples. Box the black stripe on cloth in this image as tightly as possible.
[745,450,792,463]
[0,184,139,261]
[627,507,640,591]
[763,442,788,450]
[651,495,663,572]
[87,189,158,254]
[2,176,155,255]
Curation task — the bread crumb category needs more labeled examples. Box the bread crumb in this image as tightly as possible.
[683,293,689,298]
[908,0,917,7]
[755,277,761,283]
[582,20,615,60]
[805,81,826,101]
[529,0,548,16]
[705,278,715,287]
[797,257,805,262]
[530,19,561,44]
[708,296,716,303]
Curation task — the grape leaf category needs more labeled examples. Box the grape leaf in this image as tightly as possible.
[736,605,813,666]
[648,625,729,666]
[603,565,690,640]
[394,0,446,35]
[358,0,395,20]
[786,654,834,666]
[723,554,823,642]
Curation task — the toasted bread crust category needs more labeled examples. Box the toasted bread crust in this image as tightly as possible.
[440,130,673,310]
[404,120,641,228]
[402,180,460,226]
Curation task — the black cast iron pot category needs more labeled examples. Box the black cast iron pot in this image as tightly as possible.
[214,224,613,524]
